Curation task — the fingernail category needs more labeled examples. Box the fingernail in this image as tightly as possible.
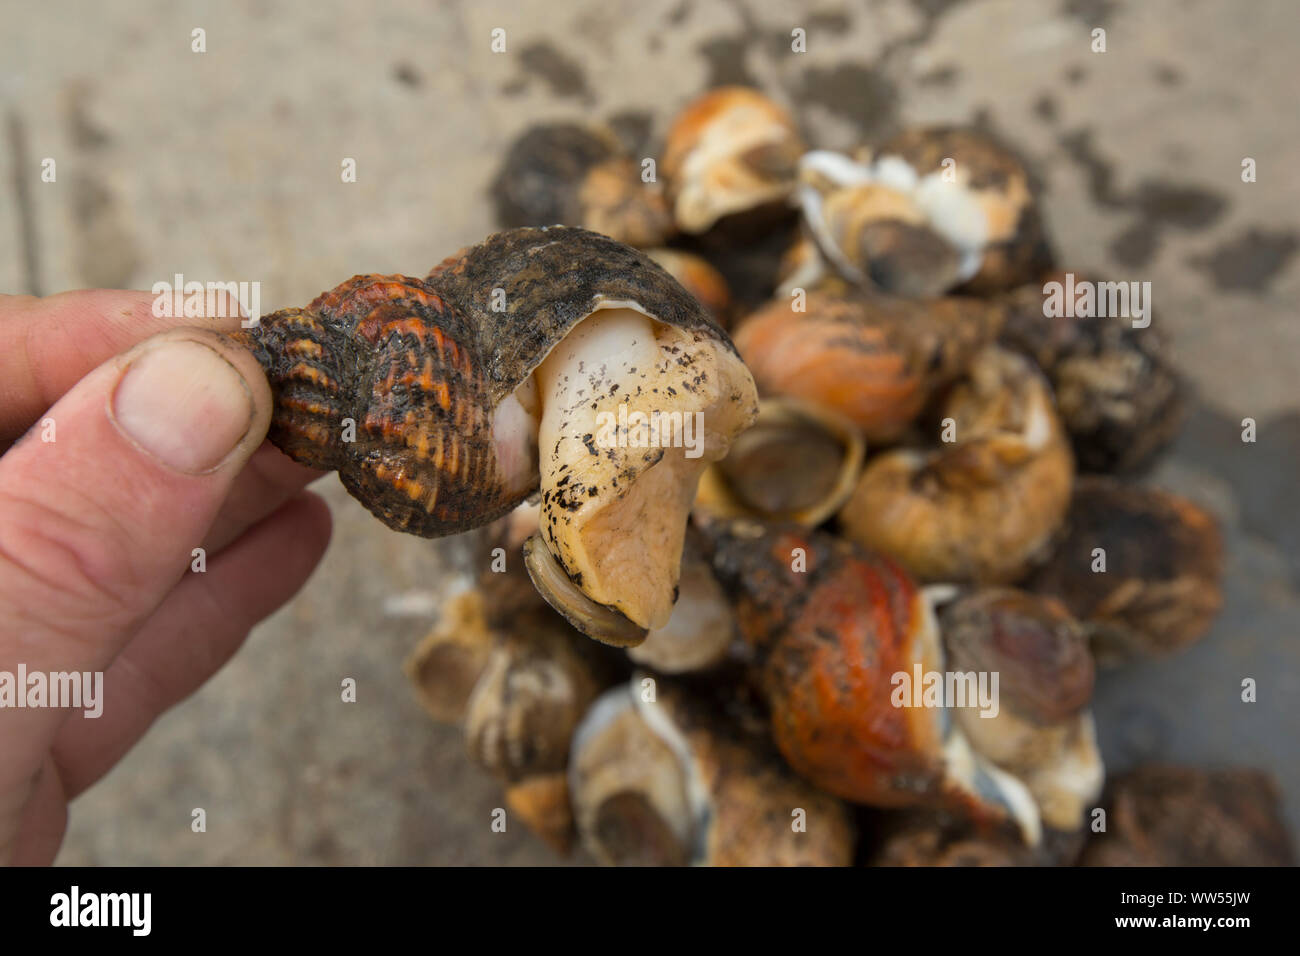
[112,338,255,473]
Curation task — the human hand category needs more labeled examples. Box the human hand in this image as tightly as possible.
[0,290,332,865]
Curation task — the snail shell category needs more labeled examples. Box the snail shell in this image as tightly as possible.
[232,272,530,537]
[403,584,496,724]
[795,129,1051,296]
[568,676,855,866]
[732,290,1001,443]
[839,346,1074,583]
[490,122,673,248]
[998,271,1184,473]
[456,563,621,852]
[463,617,611,787]
[697,519,1042,844]
[661,86,806,235]
[694,397,865,527]
[235,227,758,643]
[868,127,1053,294]
[1079,766,1295,866]
[438,228,758,640]
[797,151,964,297]
[1025,475,1223,664]
[940,589,1103,831]
[941,589,1095,736]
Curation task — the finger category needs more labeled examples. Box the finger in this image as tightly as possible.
[201,442,325,554]
[2,755,67,866]
[0,289,248,449]
[51,492,332,798]
[0,327,270,788]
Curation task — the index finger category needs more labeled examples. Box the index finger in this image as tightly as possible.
[0,289,247,447]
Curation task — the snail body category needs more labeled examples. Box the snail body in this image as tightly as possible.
[626,540,736,674]
[236,227,759,645]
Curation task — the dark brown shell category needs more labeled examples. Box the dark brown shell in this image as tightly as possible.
[998,272,1184,473]
[490,123,673,248]
[426,226,732,408]
[645,248,733,327]
[940,589,1094,726]
[1026,476,1224,664]
[1079,766,1295,866]
[234,227,728,537]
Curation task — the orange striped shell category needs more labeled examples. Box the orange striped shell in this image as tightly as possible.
[233,274,508,536]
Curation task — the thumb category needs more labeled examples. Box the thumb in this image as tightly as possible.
[0,328,271,781]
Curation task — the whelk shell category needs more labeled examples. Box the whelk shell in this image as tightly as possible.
[568,676,855,866]
[693,397,865,527]
[733,289,1002,443]
[661,86,806,235]
[491,122,673,248]
[940,589,1103,831]
[839,346,1074,583]
[697,519,1043,844]
[234,227,759,645]
[998,271,1184,473]
[1079,766,1295,867]
[1026,475,1223,664]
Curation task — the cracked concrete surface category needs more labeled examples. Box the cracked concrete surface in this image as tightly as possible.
[0,0,1295,863]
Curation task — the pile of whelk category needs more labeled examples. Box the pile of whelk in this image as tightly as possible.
[229,85,1290,865]
[418,86,1291,866]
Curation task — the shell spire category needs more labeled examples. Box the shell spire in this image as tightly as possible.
[232,273,518,537]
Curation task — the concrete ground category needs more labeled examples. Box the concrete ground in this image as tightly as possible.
[1,0,1296,864]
